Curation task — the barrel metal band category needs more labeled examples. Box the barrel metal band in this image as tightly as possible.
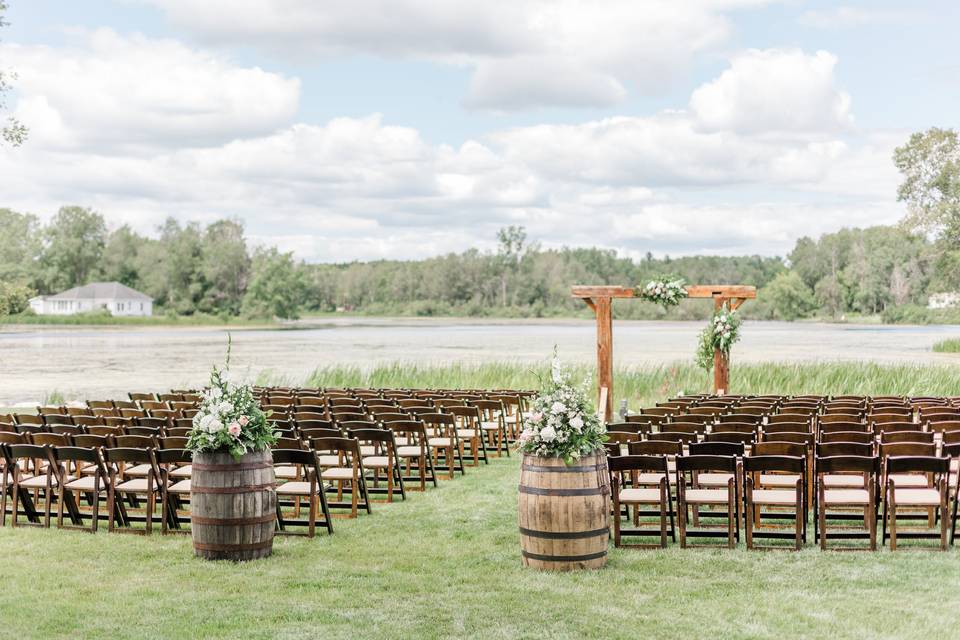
[191,483,277,494]
[193,540,274,552]
[521,463,605,473]
[518,485,605,497]
[191,513,277,526]
[521,550,607,562]
[191,462,273,472]
[519,526,608,540]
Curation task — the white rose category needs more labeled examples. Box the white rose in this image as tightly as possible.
[551,401,565,414]
[218,401,234,415]
[539,426,557,442]
[570,416,584,431]
[209,419,224,433]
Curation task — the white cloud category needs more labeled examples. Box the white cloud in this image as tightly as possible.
[690,49,852,134]
[798,7,921,30]
[2,28,300,151]
[140,0,763,110]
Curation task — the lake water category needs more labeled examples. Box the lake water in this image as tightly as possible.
[1,317,960,404]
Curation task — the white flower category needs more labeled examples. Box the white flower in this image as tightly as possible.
[570,416,584,431]
[539,426,557,442]
[218,401,234,416]
[551,401,565,414]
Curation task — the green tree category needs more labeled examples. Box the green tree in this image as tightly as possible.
[0,207,41,286]
[98,225,145,287]
[814,274,846,318]
[0,280,33,315]
[763,271,816,320]
[0,1,26,146]
[40,206,107,291]
[895,128,960,243]
[242,247,305,319]
[198,218,250,315]
[496,225,527,307]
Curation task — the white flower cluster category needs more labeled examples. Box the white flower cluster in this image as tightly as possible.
[517,355,606,461]
[638,277,688,308]
[714,311,737,351]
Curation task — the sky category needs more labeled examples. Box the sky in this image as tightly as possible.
[1,0,958,263]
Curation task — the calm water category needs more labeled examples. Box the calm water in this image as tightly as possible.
[1,317,960,404]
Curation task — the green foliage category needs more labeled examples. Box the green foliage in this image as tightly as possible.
[0,281,33,315]
[696,310,742,370]
[242,247,307,319]
[932,338,960,353]
[40,206,107,291]
[763,271,816,320]
[0,1,27,147]
[895,127,960,243]
[517,356,606,463]
[636,275,687,307]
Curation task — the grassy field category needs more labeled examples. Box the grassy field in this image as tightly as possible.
[933,338,960,353]
[299,361,960,409]
[1,457,958,639]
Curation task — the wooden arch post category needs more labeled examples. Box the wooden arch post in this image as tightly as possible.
[571,285,757,422]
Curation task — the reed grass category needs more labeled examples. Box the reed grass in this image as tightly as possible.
[932,338,960,353]
[300,361,960,409]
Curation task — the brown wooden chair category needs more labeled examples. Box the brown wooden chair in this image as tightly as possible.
[815,454,879,551]
[421,413,464,480]
[52,446,109,533]
[273,448,332,537]
[743,454,807,550]
[8,443,57,528]
[104,447,162,534]
[473,399,509,457]
[446,405,486,466]
[675,454,739,548]
[609,454,674,548]
[349,428,405,503]
[882,455,950,550]
[310,437,371,518]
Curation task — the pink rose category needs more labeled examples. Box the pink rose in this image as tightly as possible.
[529,412,543,424]
[228,422,241,436]
[238,416,249,426]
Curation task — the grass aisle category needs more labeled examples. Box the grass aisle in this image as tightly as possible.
[1,457,959,639]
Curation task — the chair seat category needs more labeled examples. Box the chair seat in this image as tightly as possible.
[277,481,315,496]
[123,463,153,478]
[169,465,192,479]
[823,474,865,488]
[274,465,299,480]
[397,446,425,457]
[759,473,801,488]
[480,421,501,431]
[167,479,191,494]
[316,455,341,466]
[456,429,478,439]
[428,437,454,448]
[823,488,870,505]
[698,472,734,487]
[636,472,667,485]
[889,474,929,488]
[63,476,104,492]
[20,473,68,489]
[115,478,153,492]
[321,467,356,481]
[891,488,943,506]
[359,445,377,456]
[619,488,664,503]
[363,456,390,468]
[751,489,798,505]
[684,488,732,504]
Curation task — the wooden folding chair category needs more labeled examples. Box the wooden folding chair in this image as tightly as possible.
[743,454,806,550]
[104,447,162,534]
[310,437,371,518]
[882,455,950,550]
[53,446,109,532]
[273,449,333,537]
[675,454,739,548]
[350,427,405,502]
[815,454,878,551]
[609,454,674,548]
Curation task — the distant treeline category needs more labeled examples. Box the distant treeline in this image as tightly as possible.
[2,207,959,322]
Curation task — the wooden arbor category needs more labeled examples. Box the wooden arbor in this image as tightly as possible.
[571,285,757,421]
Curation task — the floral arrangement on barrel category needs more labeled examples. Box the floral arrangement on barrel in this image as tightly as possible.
[695,308,742,370]
[518,354,607,464]
[186,340,278,459]
[636,276,688,308]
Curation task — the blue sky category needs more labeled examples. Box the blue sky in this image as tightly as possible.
[2,1,958,262]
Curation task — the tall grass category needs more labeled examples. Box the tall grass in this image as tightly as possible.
[933,338,960,353]
[297,361,960,409]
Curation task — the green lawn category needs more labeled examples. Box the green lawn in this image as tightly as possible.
[2,457,959,639]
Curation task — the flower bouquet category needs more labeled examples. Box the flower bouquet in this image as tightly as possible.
[696,308,742,370]
[636,276,688,308]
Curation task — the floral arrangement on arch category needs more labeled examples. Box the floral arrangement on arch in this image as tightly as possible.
[636,276,688,308]
[518,354,607,464]
[696,308,742,370]
[186,339,278,459]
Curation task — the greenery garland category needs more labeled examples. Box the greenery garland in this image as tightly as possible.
[636,276,688,308]
[696,308,742,370]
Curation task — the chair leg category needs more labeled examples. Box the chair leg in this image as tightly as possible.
[678,499,687,549]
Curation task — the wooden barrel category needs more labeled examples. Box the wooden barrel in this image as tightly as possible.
[518,451,610,571]
[191,449,276,561]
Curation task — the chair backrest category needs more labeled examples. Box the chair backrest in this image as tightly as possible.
[114,435,157,449]
[665,422,707,435]
[104,448,159,476]
[310,437,361,458]
[52,445,104,467]
[688,441,744,457]
[880,430,934,444]
[819,422,869,434]
[295,418,334,430]
[651,431,698,445]
[676,454,738,473]
[161,436,189,449]
[743,454,806,475]
[816,441,874,458]
[768,413,814,425]
[155,448,193,465]
[760,431,813,445]
[47,424,84,436]
[271,448,320,472]
[763,422,811,434]
[15,424,48,435]
[873,421,922,434]
[705,431,755,445]
[332,413,371,425]
[816,454,879,476]
[347,428,395,449]
[14,414,44,425]
[818,430,874,444]
[671,414,713,424]
[926,420,960,434]
[752,441,806,457]
[819,413,862,424]
[275,437,306,450]
[30,432,70,446]
[711,422,756,434]
[41,414,74,426]
[884,455,948,477]
[608,454,669,475]
[880,441,936,458]
[604,422,651,435]
[71,433,113,448]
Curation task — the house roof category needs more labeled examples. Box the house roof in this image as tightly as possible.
[46,282,153,301]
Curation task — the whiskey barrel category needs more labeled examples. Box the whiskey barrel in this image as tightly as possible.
[191,449,276,561]
[518,451,610,571]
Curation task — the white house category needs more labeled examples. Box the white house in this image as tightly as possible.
[29,282,153,316]
[928,292,960,310]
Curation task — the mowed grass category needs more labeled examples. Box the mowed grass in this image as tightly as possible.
[1,457,959,639]
[300,361,960,409]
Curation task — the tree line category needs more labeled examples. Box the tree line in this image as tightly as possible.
[1,127,958,322]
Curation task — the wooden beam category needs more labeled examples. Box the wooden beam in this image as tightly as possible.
[713,297,730,394]
[583,297,596,313]
[685,285,757,299]
[571,285,636,299]
[594,297,614,422]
